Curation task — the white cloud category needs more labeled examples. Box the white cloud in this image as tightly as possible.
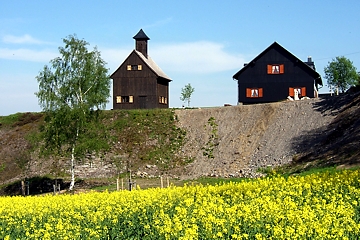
[0,48,57,62]
[150,41,246,74]
[100,47,132,72]
[2,34,52,45]
[100,41,246,75]
[0,40,246,74]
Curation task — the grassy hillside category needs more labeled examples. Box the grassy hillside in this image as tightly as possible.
[1,92,360,195]
[0,109,190,187]
[0,112,43,183]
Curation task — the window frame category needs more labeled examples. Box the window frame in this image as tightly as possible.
[127,65,142,71]
[289,87,306,97]
[246,88,263,98]
[116,95,134,104]
[158,96,168,104]
[267,64,284,74]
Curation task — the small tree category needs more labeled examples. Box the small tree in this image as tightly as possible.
[180,83,195,107]
[324,56,358,93]
[35,35,111,190]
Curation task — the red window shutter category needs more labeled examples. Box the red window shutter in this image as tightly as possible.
[302,87,306,96]
[289,88,294,97]
[280,64,284,74]
[267,65,272,74]
[246,88,251,97]
[258,88,263,97]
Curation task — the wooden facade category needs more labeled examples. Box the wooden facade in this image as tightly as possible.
[233,42,322,104]
[111,29,172,110]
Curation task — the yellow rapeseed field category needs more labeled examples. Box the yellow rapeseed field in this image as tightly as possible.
[1,169,360,239]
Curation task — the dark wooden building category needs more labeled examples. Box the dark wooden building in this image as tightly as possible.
[233,42,322,104]
[111,29,172,109]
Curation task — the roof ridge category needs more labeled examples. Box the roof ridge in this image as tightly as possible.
[134,50,171,81]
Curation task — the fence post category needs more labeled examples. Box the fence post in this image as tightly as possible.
[116,178,119,191]
[21,180,25,196]
[26,180,29,196]
[160,176,163,188]
[129,170,132,191]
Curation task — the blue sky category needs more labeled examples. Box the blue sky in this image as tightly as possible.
[1,1,359,116]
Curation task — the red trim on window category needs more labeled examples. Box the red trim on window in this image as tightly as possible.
[279,64,284,74]
[246,88,263,98]
[267,65,272,74]
[258,88,263,97]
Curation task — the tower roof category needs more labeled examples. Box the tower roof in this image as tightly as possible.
[133,29,150,40]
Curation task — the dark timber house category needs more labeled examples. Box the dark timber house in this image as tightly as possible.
[111,29,172,109]
[232,42,322,104]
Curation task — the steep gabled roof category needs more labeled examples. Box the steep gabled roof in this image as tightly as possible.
[110,50,172,82]
[135,50,171,81]
[233,42,322,86]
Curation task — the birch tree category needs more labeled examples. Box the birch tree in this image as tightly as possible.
[36,35,110,190]
[180,83,195,107]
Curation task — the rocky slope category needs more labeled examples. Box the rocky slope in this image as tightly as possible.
[175,98,329,178]
[175,92,360,178]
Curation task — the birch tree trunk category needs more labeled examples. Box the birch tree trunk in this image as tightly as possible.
[69,145,76,191]
[69,126,79,191]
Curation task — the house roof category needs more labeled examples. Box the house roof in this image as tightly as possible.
[133,29,150,40]
[110,50,172,82]
[233,42,322,86]
[135,50,172,81]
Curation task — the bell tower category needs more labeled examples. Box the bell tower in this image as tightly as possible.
[133,29,150,58]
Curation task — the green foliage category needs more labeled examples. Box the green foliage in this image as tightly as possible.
[35,35,111,189]
[257,166,276,175]
[36,35,110,112]
[0,113,22,127]
[0,112,42,129]
[35,34,110,156]
[202,116,219,159]
[180,83,195,107]
[274,161,342,178]
[324,56,358,93]
[108,109,188,170]
[184,177,247,186]
[0,164,5,173]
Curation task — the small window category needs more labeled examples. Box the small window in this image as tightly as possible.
[246,88,263,98]
[158,96,168,104]
[116,96,122,103]
[127,65,142,71]
[116,95,133,103]
[289,87,306,97]
[267,64,284,74]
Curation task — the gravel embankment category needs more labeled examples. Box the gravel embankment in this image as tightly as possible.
[175,98,335,179]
